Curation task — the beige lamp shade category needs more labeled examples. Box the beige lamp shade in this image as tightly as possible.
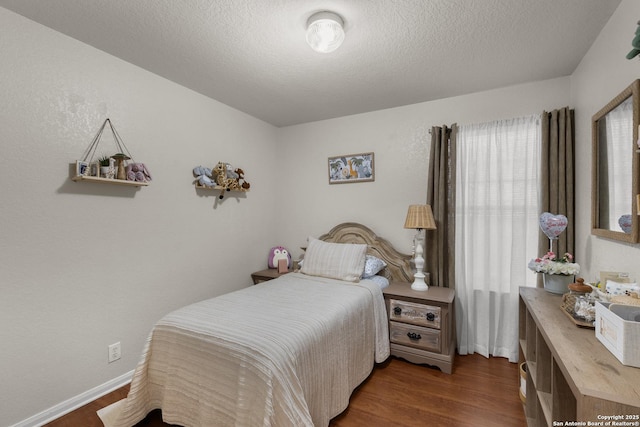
[404,204,436,230]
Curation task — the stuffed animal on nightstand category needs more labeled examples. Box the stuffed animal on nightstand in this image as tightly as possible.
[268,246,292,271]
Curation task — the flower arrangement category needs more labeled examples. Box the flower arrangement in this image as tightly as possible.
[528,251,580,276]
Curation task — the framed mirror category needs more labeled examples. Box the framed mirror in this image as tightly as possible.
[592,79,640,243]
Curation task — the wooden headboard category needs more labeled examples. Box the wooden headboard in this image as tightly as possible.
[318,222,413,283]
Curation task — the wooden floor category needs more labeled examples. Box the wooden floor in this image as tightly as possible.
[45,354,525,427]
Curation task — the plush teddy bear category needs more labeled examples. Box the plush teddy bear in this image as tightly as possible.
[225,163,239,180]
[235,168,251,189]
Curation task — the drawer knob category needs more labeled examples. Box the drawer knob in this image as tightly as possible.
[407,332,421,340]
[426,312,436,321]
[393,306,402,315]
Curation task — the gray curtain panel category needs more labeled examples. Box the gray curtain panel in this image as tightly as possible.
[425,124,457,288]
[538,108,576,286]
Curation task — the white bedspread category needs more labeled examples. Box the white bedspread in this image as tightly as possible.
[98,273,389,427]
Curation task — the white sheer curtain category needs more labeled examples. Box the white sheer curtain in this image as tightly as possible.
[605,96,633,231]
[455,115,541,362]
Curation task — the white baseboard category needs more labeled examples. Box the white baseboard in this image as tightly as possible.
[11,370,133,427]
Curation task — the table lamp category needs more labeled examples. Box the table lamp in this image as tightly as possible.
[404,204,436,291]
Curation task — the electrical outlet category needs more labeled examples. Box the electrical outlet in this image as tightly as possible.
[108,342,121,363]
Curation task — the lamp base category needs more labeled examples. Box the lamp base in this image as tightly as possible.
[410,234,428,291]
[411,273,428,291]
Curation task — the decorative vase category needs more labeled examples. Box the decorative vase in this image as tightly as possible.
[543,273,573,294]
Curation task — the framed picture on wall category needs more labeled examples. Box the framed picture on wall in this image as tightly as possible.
[328,152,375,184]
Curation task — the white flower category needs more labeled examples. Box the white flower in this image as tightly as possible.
[528,251,580,276]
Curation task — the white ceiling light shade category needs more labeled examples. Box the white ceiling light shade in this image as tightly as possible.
[306,11,345,53]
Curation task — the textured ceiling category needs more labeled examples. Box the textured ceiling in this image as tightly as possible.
[0,0,622,127]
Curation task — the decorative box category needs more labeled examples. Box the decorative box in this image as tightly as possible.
[595,301,640,368]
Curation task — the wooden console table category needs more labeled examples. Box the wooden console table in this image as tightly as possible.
[519,287,640,426]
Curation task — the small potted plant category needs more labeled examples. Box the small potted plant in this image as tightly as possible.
[99,156,112,178]
[528,251,580,294]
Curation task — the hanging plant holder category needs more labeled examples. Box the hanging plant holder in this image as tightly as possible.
[71,118,151,187]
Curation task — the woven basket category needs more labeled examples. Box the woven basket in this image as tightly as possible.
[610,294,640,306]
[562,293,577,314]
[561,293,595,328]
[519,362,527,403]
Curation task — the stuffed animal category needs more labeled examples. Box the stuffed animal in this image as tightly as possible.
[193,163,249,198]
[212,162,241,199]
[193,166,216,187]
[225,163,239,180]
[268,246,291,269]
[126,163,152,182]
[235,168,251,189]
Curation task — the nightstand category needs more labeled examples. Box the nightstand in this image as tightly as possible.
[251,268,289,284]
[382,282,455,374]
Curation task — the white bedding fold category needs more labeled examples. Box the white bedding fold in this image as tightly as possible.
[98,273,389,427]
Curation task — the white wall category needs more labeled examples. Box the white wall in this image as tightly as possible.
[0,8,280,426]
[276,0,640,291]
[4,0,637,424]
[571,0,640,282]
[275,79,571,259]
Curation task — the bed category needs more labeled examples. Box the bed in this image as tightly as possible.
[98,222,413,427]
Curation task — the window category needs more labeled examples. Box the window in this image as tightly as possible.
[455,115,541,361]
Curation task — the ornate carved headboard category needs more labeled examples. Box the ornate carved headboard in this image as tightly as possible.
[318,222,413,283]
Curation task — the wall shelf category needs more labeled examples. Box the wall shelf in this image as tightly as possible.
[194,183,248,192]
[71,175,149,187]
[72,118,152,187]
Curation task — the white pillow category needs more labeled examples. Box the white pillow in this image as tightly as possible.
[362,254,387,278]
[606,280,639,296]
[366,275,390,289]
[301,237,367,282]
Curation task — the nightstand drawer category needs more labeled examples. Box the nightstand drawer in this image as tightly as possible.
[389,321,441,353]
[389,299,441,329]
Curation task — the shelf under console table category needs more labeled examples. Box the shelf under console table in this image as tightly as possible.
[519,287,640,427]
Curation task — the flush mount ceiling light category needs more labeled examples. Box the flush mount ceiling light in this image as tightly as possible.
[306,11,345,53]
